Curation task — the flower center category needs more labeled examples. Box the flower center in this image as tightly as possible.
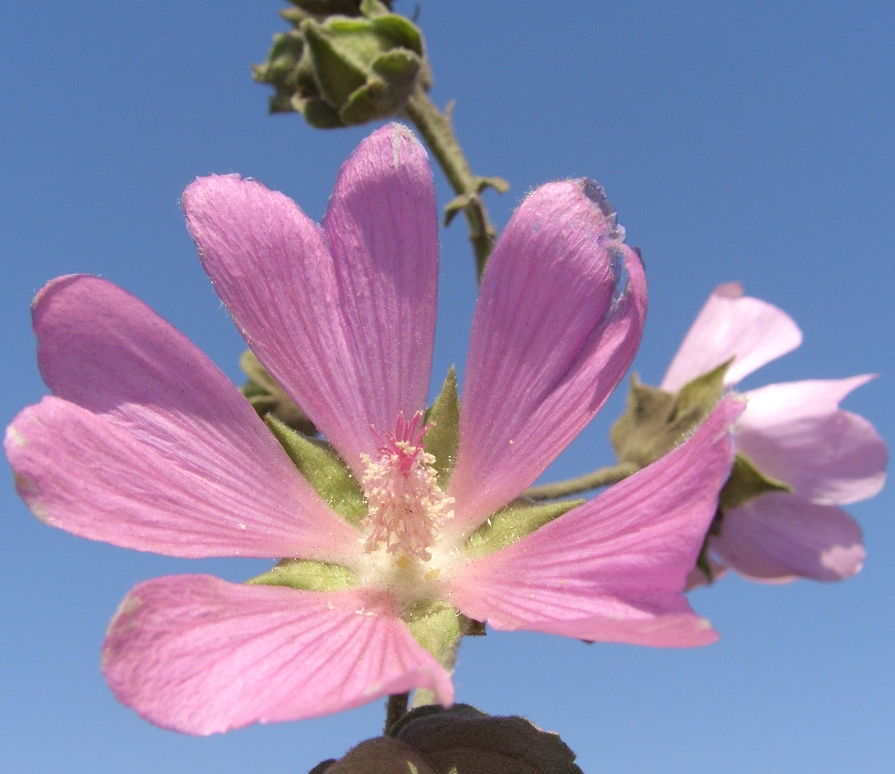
[360,412,454,563]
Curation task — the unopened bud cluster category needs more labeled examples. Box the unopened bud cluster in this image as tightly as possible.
[254,0,430,127]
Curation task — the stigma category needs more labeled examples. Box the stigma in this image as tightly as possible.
[360,412,454,562]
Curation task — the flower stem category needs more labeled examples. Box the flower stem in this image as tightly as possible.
[402,87,506,280]
[385,692,410,733]
[524,462,640,501]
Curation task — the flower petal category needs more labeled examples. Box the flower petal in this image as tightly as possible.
[661,282,802,391]
[183,124,438,475]
[448,181,647,533]
[738,376,887,505]
[443,397,743,647]
[712,492,865,582]
[102,575,454,735]
[5,275,358,560]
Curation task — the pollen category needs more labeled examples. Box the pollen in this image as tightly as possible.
[360,412,454,562]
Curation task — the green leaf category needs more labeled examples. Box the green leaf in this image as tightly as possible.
[720,453,791,511]
[403,599,463,663]
[247,558,356,591]
[265,416,367,524]
[465,498,583,559]
[424,367,460,487]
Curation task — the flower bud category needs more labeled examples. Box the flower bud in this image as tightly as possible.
[254,0,429,127]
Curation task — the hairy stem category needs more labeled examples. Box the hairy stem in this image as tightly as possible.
[524,462,640,501]
[403,87,505,280]
[384,692,410,733]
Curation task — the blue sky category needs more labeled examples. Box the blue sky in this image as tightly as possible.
[1,2,893,772]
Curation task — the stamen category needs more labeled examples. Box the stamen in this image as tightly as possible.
[361,412,454,562]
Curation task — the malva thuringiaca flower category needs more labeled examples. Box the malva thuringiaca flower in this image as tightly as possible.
[660,283,887,586]
[5,124,740,735]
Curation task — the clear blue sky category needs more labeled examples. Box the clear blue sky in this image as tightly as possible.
[2,2,893,772]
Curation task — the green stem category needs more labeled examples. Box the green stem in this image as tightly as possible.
[524,462,640,501]
[403,87,504,280]
[384,692,410,734]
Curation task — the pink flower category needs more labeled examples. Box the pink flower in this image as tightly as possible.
[6,124,739,735]
[664,282,887,585]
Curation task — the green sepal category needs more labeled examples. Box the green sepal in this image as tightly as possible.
[359,0,392,19]
[239,350,316,435]
[610,360,732,469]
[279,7,312,26]
[368,13,423,55]
[403,599,464,664]
[247,558,356,591]
[338,49,421,125]
[302,19,370,108]
[423,367,460,487]
[297,96,344,127]
[264,416,367,524]
[693,509,723,584]
[465,497,583,559]
[720,453,791,511]
[676,358,731,418]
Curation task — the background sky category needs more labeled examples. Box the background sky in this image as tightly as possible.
[1,2,893,772]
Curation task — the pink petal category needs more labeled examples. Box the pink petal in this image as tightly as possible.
[738,376,887,505]
[183,124,438,476]
[5,275,358,560]
[447,181,647,534]
[712,492,865,582]
[661,282,802,391]
[102,575,453,735]
[442,397,744,647]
